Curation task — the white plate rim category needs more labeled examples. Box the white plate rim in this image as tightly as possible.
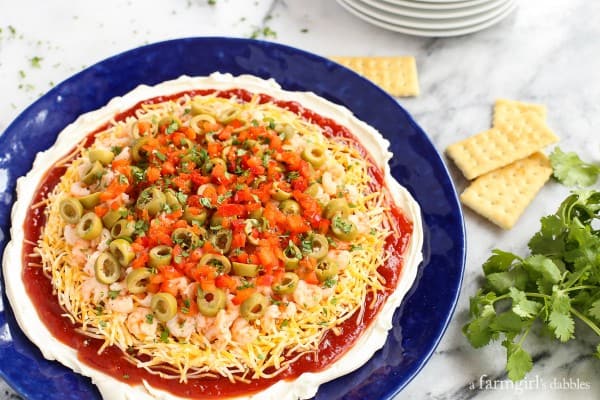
[377,0,498,10]
[360,0,508,19]
[337,0,517,37]
[342,0,513,29]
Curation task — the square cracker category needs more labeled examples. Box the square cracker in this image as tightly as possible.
[446,111,559,180]
[330,56,419,97]
[494,98,547,127]
[460,152,552,229]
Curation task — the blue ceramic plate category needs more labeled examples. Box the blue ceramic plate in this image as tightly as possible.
[0,37,465,400]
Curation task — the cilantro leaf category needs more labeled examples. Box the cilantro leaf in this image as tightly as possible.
[463,304,496,348]
[548,310,575,342]
[504,341,533,381]
[508,287,541,319]
[482,249,520,275]
[550,147,600,187]
[587,299,600,321]
[522,255,562,284]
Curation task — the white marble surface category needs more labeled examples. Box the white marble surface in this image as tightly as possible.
[1,0,600,399]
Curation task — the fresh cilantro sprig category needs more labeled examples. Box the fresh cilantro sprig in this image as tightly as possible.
[550,147,600,187]
[463,190,600,381]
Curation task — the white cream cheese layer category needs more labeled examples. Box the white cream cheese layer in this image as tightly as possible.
[2,73,423,400]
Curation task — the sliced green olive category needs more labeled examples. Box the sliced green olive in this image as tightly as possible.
[132,137,152,163]
[190,100,213,116]
[240,293,269,320]
[136,187,166,217]
[94,252,121,284]
[249,207,263,220]
[109,238,135,266]
[304,183,321,198]
[77,192,101,209]
[199,253,231,274]
[149,245,172,268]
[171,228,200,251]
[158,115,181,133]
[315,257,339,283]
[272,272,299,295]
[279,199,301,215]
[102,208,126,229]
[126,268,152,294]
[308,234,329,260]
[276,123,296,140]
[202,157,227,175]
[197,287,227,317]
[210,229,232,253]
[82,161,104,185]
[243,139,258,150]
[111,219,135,239]
[232,261,260,277]
[151,292,177,322]
[76,212,103,240]
[270,182,292,201]
[244,219,261,246]
[164,189,183,211]
[216,106,240,124]
[331,215,358,241]
[59,197,83,224]
[301,143,327,168]
[88,148,115,166]
[183,206,208,226]
[324,198,351,220]
[283,242,302,271]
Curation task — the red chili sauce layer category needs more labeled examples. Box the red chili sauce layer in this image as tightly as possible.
[22,88,413,398]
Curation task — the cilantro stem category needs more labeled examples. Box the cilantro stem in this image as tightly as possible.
[563,285,598,293]
[570,306,600,337]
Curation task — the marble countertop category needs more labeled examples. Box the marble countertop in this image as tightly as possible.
[1,0,599,399]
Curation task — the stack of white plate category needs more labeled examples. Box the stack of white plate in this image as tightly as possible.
[337,0,518,37]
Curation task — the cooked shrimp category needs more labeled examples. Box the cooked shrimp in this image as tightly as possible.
[281,301,297,319]
[92,228,112,252]
[77,159,92,181]
[293,280,323,309]
[231,317,259,345]
[167,315,196,339]
[71,243,91,266]
[349,212,370,234]
[126,307,158,340]
[198,305,239,346]
[260,305,281,332]
[81,277,108,304]
[321,172,338,196]
[107,295,134,314]
[70,181,90,197]
[322,160,346,195]
[114,147,130,161]
[83,251,101,276]
[328,249,351,271]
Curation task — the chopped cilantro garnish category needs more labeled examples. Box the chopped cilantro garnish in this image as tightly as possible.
[160,328,170,343]
[200,197,213,208]
[333,215,353,234]
[108,290,120,299]
[30,56,43,68]
[165,120,179,134]
[134,220,149,236]
[145,314,154,324]
[175,191,188,205]
[153,150,167,161]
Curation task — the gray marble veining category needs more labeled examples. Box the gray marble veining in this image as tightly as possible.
[1,0,599,399]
